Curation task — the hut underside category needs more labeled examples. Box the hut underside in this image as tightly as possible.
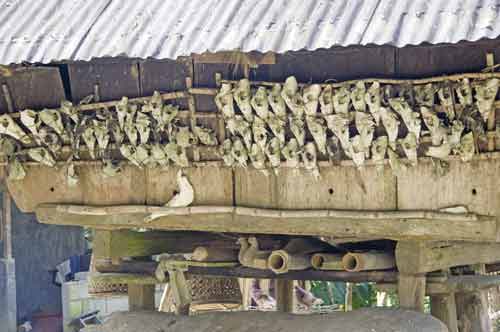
[1,40,500,331]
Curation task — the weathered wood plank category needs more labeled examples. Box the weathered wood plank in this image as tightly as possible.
[431,294,459,332]
[128,284,156,311]
[396,241,500,274]
[235,165,397,210]
[456,290,492,332]
[276,279,295,313]
[35,204,497,241]
[398,274,426,312]
[397,156,500,217]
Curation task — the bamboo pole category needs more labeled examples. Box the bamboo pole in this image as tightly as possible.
[311,253,344,270]
[342,252,396,272]
[192,247,239,262]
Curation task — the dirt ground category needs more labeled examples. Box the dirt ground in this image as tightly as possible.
[82,309,448,332]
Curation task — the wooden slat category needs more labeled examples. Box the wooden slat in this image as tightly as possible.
[193,52,276,65]
[35,204,497,242]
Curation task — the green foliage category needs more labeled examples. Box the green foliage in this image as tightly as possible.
[310,281,378,309]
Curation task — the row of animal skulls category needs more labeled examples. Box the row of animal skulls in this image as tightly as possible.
[215,76,499,124]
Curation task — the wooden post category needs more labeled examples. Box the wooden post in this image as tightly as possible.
[345,282,353,311]
[214,72,226,143]
[430,294,459,332]
[456,290,492,332]
[2,192,12,259]
[486,53,496,152]
[398,274,426,312]
[128,284,155,311]
[276,279,294,313]
[185,76,200,162]
[1,84,14,113]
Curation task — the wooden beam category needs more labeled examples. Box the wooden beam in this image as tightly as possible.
[96,261,399,283]
[2,192,12,259]
[276,279,295,313]
[396,241,500,274]
[92,230,238,260]
[128,284,156,311]
[456,290,492,332]
[398,274,426,312]
[430,294,459,332]
[35,204,498,242]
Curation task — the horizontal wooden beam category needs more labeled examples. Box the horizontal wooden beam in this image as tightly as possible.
[396,241,500,274]
[96,261,398,283]
[378,275,500,295]
[92,230,243,260]
[36,204,498,242]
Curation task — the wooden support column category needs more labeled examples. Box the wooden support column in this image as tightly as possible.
[345,282,353,311]
[2,192,12,259]
[430,294,458,332]
[128,284,155,311]
[398,274,426,312]
[276,279,294,313]
[456,290,492,332]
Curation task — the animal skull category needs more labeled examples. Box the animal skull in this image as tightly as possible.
[301,142,320,179]
[379,107,400,150]
[332,86,350,115]
[282,138,301,168]
[265,137,281,171]
[27,147,56,167]
[174,126,196,148]
[414,83,436,107]
[365,82,381,125]
[215,83,235,118]
[8,157,25,181]
[135,112,151,144]
[425,142,451,160]
[60,100,80,124]
[398,132,418,166]
[20,109,41,139]
[303,84,321,116]
[437,85,455,121]
[39,109,65,136]
[234,79,254,122]
[420,106,446,146]
[388,97,420,142]
[252,117,269,151]
[0,114,31,145]
[306,116,327,154]
[249,143,268,174]
[289,117,306,147]
[456,79,473,106]
[281,76,305,118]
[474,78,499,122]
[371,136,388,172]
[250,86,270,119]
[457,132,475,162]
[355,112,375,155]
[220,139,235,167]
[66,161,79,187]
[266,113,286,145]
[267,84,287,119]
[93,120,110,153]
[231,137,249,167]
[325,114,350,151]
[193,126,218,146]
[346,135,365,168]
[82,126,97,159]
[319,85,334,115]
[150,143,168,167]
[226,115,252,149]
[350,81,366,112]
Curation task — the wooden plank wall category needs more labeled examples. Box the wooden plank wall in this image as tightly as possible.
[1,39,500,213]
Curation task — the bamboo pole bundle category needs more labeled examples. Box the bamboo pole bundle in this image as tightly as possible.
[342,252,395,272]
[311,253,344,270]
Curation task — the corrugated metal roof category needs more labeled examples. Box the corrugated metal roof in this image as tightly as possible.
[1,0,500,64]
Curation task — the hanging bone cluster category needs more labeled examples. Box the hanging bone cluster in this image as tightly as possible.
[1,91,218,182]
[215,76,498,177]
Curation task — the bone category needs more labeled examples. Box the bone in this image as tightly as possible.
[398,132,418,166]
[249,143,268,175]
[332,86,350,115]
[251,86,270,119]
[425,142,451,160]
[289,116,306,146]
[355,111,375,155]
[135,112,151,144]
[266,113,286,145]
[0,114,31,145]
[82,126,97,159]
[351,81,366,112]
[420,106,446,146]
[268,84,287,118]
[457,132,475,162]
[301,142,320,179]
[306,116,327,154]
[474,78,499,122]
[456,79,473,106]
[252,117,269,151]
[303,84,321,116]
[215,83,235,118]
[325,114,350,151]
[150,143,168,167]
[39,109,65,136]
[234,79,254,122]
[437,85,455,120]
[26,147,56,167]
[265,137,281,171]
[414,83,436,107]
[319,85,334,115]
[281,138,301,168]
[231,137,249,167]
[220,139,235,167]
[365,82,381,125]
[281,76,305,118]
[346,135,366,168]
[371,136,388,173]
[193,126,218,146]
